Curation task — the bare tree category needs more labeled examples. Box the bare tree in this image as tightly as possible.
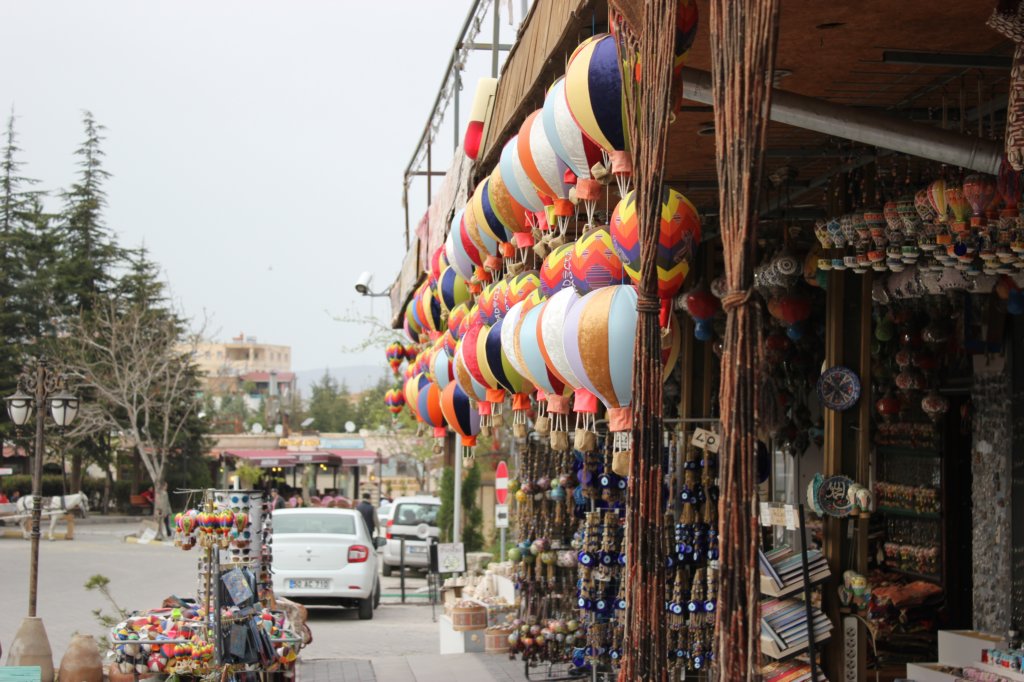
[61,298,203,534]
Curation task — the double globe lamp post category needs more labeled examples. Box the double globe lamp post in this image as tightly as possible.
[4,359,79,681]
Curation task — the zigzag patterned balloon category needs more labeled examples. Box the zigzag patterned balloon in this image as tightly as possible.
[540,243,574,298]
[610,188,701,300]
[571,226,624,296]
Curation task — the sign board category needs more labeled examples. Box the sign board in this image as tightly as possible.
[0,467,12,475]
[279,437,320,448]
[259,459,279,468]
[495,504,509,529]
[495,461,509,505]
[691,428,720,453]
[435,542,466,573]
[297,454,314,463]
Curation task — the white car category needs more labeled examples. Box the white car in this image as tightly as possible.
[376,500,392,529]
[271,508,383,619]
[381,495,441,576]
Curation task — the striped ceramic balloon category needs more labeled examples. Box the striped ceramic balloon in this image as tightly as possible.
[438,266,470,314]
[500,300,530,381]
[540,243,574,297]
[428,246,447,286]
[440,382,481,446]
[571,226,624,295]
[464,187,499,259]
[404,372,430,421]
[441,330,457,357]
[417,380,445,433]
[499,136,546,212]
[474,177,511,245]
[477,282,498,325]
[565,34,628,153]
[484,319,531,395]
[563,285,636,410]
[491,278,511,321]
[515,299,567,397]
[537,287,583,390]
[542,77,603,185]
[419,284,444,334]
[431,343,454,390]
[445,210,477,280]
[454,337,488,402]
[487,167,529,238]
[610,188,701,299]
[461,322,499,393]
[518,110,574,226]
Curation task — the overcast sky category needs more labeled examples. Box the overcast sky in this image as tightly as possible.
[0,0,519,372]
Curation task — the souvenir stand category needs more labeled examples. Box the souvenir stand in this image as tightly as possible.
[107,489,302,680]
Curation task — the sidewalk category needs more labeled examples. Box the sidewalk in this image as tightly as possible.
[298,653,528,682]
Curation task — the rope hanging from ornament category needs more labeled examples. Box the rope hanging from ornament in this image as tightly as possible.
[709,0,781,678]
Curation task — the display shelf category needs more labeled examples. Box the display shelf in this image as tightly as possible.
[973,661,1024,681]
[877,506,941,519]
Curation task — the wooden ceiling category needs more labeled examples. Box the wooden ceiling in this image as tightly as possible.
[666,0,1014,215]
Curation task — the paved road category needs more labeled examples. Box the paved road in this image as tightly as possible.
[0,520,530,681]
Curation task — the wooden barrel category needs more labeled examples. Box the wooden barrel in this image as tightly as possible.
[484,627,513,654]
[451,604,488,631]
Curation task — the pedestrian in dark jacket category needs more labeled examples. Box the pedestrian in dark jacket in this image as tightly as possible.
[356,493,377,536]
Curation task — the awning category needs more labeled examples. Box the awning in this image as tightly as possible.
[220,449,383,468]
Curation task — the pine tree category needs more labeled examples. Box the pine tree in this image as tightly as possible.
[53,111,120,313]
[0,112,44,438]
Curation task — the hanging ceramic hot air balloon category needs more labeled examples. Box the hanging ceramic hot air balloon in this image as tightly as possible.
[461,322,504,426]
[464,189,500,273]
[543,76,605,227]
[438,265,471,314]
[463,77,497,161]
[485,318,533,435]
[486,167,532,255]
[499,136,547,226]
[477,282,498,325]
[428,246,447,286]
[771,294,813,341]
[446,209,478,281]
[384,388,406,418]
[404,373,429,422]
[404,344,418,361]
[454,337,488,403]
[611,187,702,326]
[417,379,447,438]
[385,342,405,376]
[539,243,574,297]
[571,226,624,296]
[404,301,424,343]
[962,174,998,227]
[491,278,512,321]
[516,298,572,447]
[565,34,632,195]
[441,382,482,448]
[431,343,455,390]
[504,271,542,311]
[418,284,444,337]
[518,110,575,234]
[563,286,680,436]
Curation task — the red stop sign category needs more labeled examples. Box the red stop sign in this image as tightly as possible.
[495,461,509,505]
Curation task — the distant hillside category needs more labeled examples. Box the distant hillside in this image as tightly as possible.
[295,365,389,395]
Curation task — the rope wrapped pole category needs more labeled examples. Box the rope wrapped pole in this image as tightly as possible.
[709,0,781,679]
[608,3,678,680]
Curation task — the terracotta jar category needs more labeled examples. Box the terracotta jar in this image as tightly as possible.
[58,634,103,682]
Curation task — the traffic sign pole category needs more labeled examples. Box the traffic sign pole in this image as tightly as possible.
[495,462,509,562]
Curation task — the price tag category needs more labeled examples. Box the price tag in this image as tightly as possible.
[690,428,720,453]
[759,502,771,526]
[769,507,787,527]
[784,505,797,531]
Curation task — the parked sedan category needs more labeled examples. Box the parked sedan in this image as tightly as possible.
[272,508,384,619]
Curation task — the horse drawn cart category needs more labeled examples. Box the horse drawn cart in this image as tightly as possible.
[0,493,89,540]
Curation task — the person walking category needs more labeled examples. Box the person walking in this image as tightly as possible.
[155,481,172,539]
[270,488,285,510]
[356,493,377,537]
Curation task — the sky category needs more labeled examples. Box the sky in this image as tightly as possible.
[0,0,522,372]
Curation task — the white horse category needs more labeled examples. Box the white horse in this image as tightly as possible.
[15,493,89,540]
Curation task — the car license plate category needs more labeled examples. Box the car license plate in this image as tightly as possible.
[288,579,329,589]
[408,546,426,554]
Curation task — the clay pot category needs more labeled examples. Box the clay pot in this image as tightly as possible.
[58,634,103,682]
[6,616,54,682]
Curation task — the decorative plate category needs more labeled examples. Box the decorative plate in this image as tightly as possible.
[817,365,861,411]
[815,475,855,518]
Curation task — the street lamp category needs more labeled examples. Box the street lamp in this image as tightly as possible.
[5,359,79,681]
